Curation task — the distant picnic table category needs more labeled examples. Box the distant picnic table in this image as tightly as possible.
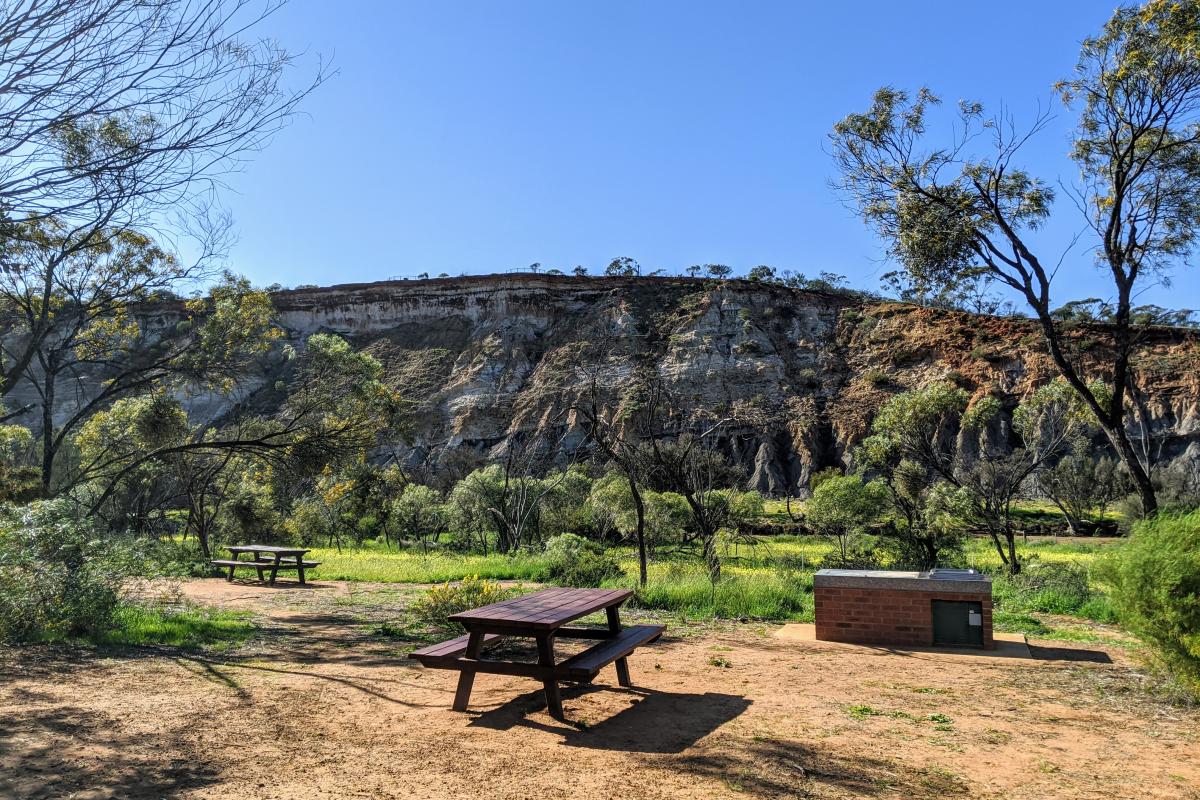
[409,587,664,721]
[210,545,321,585]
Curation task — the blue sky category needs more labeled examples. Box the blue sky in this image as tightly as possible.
[216,1,1199,310]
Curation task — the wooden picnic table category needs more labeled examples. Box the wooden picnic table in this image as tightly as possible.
[210,544,321,585]
[408,587,664,721]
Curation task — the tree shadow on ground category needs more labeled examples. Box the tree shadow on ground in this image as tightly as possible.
[0,705,222,800]
[1028,643,1113,663]
[666,736,968,798]
[469,685,751,753]
[141,647,444,709]
[250,611,396,664]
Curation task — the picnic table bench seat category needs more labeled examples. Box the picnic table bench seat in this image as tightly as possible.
[409,633,504,666]
[557,624,664,680]
[209,559,322,569]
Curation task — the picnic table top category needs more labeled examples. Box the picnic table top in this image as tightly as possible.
[448,587,632,631]
[226,544,310,555]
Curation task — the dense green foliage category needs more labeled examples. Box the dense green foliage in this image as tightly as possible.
[993,560,1115,624]
[0,499,253,649]
[0,500,139,642]
[1098,512,1200,692]
[804,475,888,562]
[541,533,624,587]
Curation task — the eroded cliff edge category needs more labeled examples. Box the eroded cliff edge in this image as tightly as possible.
[11,274,1200,494]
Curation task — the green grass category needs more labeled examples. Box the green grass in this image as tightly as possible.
[96,604,255,650]
[307,541,551,583]
[178,514,1123,627]
[291,534,1117,626]
[846,703,883,719]
[993,609,1135,646]
[629,569,810,621]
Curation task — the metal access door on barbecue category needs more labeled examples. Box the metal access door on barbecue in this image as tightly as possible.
[931,599,984,647]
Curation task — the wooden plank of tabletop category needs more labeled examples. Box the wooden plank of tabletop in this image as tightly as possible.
[228,545,309,554]
[456,588,573,619]
[523,589,628,627]
[454,588,576,623]
[450,588,580,624]
[453,588,632,630]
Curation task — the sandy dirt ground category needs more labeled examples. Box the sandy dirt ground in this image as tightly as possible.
[1,578,1197,800]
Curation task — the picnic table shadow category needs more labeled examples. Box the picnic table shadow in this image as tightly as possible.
[220,578,332,590]
[468,685,751,753]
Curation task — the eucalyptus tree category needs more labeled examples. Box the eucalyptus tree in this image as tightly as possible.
[605,257,641,277]
[804,474,889,563]
[76,333,404,551]
[568,346,655,586]
[830,1,1200,515]
[859,383,1080,573]
[447,435,575,554]
[857,384,977,568]
[0,0,324,398]
[0,404,36,501]
[9,226,279,493]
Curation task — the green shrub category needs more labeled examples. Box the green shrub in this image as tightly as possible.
[863,368,890,388]
[0,500,144,643]
[410,575,519,634]
[143,536,215,578]
[1096,511,1200,695]
[808,466,843,493]
[997,561,1093,614]
[542,533,624,587]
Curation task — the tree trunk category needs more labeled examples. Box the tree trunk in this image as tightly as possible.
[1029,298,1158,518]
[1109,426,1158,518]
[629,477,648,587]
[40,376,55,494]
[988,530,1010,570]
[703,530,721,583]
[195,519,211,560]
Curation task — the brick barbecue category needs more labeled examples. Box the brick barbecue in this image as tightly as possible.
[813,568,994,649]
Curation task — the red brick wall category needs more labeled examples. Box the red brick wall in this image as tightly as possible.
[814,587,994,649]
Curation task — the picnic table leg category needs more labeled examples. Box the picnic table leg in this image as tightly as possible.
[297,559,306,585]
[226,564,235,582]
[606,606,623,633]
[452,631,485,712]
[269,554,281,585]
[536,634,565,721]
[614,656,632,687]
[253,557,265,582]
[606,605,633,687]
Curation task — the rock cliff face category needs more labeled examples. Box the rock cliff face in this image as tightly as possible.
[11,274,1200,494]
[259,275,1200,494]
